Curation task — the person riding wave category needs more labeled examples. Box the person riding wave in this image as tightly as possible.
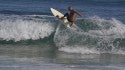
[61,6,82,26]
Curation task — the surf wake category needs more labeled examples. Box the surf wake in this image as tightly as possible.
[54,16,125,55]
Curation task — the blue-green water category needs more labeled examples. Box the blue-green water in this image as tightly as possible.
[0,0,125,70]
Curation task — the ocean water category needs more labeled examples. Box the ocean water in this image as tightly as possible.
[0,0,125,70]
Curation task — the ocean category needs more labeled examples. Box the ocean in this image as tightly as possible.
[0,0,125,70]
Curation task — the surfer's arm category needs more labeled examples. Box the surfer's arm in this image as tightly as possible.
[74,10,82,17]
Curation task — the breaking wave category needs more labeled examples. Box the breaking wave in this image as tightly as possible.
[54,16,125,55]
[0,14,55,42]
[0,14,125,55]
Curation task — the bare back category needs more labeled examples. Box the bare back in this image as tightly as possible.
[68,10,77,22]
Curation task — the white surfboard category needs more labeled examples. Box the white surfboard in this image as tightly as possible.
[50,8,70,28]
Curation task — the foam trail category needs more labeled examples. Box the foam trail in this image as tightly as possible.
[59,46,100,54]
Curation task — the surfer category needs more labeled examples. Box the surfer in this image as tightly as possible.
[61,6,82,26]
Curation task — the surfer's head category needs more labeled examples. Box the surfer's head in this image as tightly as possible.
[68,6,72,10]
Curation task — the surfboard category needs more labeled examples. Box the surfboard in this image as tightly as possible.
[50,8,70,28]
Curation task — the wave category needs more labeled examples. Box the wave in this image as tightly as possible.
[0,32,55,45]
[54,16,125,55]
[0,14,56,42]
[0,14,125,55]
[0,10,48,15]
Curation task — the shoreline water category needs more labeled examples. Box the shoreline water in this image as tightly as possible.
[0,44,125,70]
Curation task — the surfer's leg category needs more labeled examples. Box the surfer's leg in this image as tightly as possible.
[64,13,69,17]
[70,22,74,27]
[69,21,75,27]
